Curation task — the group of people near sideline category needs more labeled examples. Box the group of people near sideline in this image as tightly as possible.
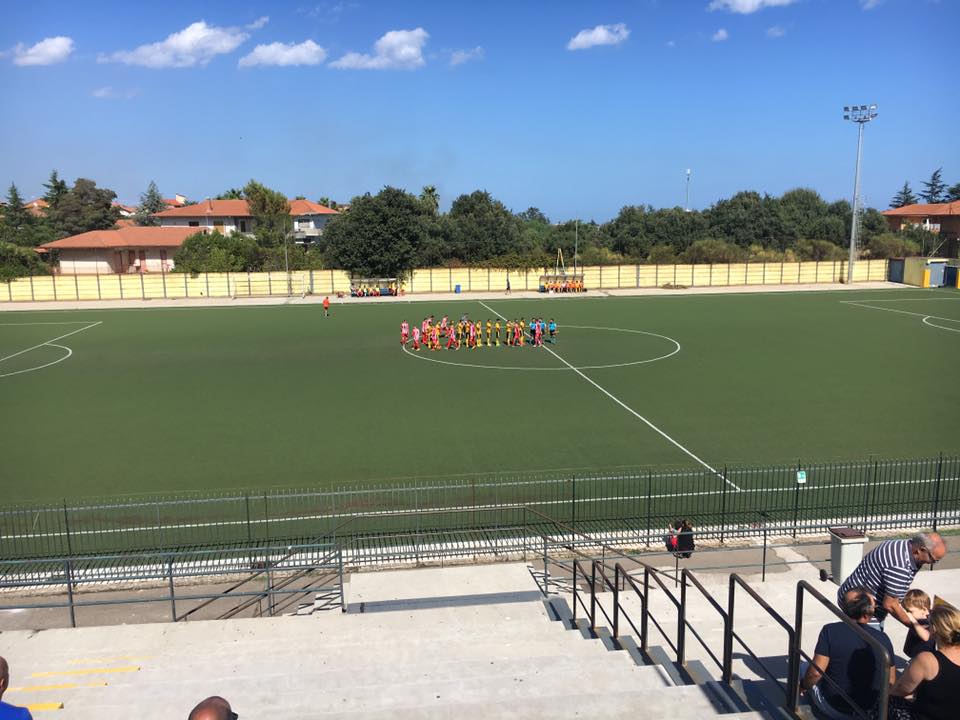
[799,532,956,720]
[401,314,558,351]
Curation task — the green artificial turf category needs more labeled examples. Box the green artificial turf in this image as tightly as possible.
[1,287,958,505]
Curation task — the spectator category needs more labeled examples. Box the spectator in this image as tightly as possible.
[890,604,960,720]
[0,656,33,720]
[188,696,237,720]
[800,587,895,720]
[837,532,946,630]
[902,589,935,659]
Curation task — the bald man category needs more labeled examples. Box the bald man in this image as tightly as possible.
[188,696,236,720]
[838,531,947,630]
[0,657,33,720]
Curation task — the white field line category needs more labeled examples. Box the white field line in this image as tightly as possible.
[477,300,742,492]
[4,474,954,542]
[0,321,102,365]
[0,344,72,379]
[840,301,960,325]
[923,317,960,333]
[0,321,102,326]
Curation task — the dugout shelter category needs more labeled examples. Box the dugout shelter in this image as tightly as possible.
[539,273,585,293]
[350,277,400,297]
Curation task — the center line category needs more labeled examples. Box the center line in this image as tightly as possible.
[479,300,740,491]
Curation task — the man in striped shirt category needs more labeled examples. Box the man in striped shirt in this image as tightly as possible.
[838,532,946,629]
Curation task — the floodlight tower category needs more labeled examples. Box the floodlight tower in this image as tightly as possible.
[685,169,691,212]
[843,104,878,283]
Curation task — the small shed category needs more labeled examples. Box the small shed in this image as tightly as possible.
[902,257,952,288]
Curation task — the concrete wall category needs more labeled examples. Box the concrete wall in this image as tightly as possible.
[159,217,245,234]
[2,259,889,303]
[57,249,174,275]
[903,257,930,287]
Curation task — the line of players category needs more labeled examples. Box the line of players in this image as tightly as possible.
[401,315,558,351]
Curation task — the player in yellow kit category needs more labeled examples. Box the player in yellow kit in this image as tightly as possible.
[486,319,493,346]
[494,319,501,346]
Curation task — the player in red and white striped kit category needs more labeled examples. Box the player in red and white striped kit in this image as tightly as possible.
[401,320,409,346]
[411,326,421,351]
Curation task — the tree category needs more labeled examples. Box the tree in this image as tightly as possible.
[945,183,960,202]
[865,233,920,259]
[134,181,166,226]
[517,207,550,225]
[0,240,51,281]
[216,188,244,200]
[447,191,520,262]
[920,168,946,204]
[47,178,119,237]
[243,180,291,248]
[317,196,339,210]
[324,187,432,277]
[419,185,440,215]
[0,184,31,242]
[42,171,68,210]
[172,231,262,273]
[890,181,918,208]
[682,238,745,264]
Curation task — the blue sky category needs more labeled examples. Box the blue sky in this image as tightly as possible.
[2,0,957,221]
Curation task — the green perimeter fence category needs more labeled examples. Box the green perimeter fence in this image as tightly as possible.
[2,454,958,562]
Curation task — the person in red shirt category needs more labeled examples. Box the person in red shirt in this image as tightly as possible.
[322,296,330,317]
[400,320,409,346]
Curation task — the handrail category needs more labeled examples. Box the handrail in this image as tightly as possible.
[680,568,728,673]
[793,580,892,720]
[726,574,796,701]
[570,559,594,628]
[177,517,354,621]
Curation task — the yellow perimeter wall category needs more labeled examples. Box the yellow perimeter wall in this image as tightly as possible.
[2,259,888,303]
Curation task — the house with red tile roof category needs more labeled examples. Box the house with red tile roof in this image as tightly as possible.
[155,198,338,240]
[23,198,49,217]
[882,200,960,257]
[39,226,198,275]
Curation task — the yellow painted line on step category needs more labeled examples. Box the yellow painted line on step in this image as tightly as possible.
[8,682,107,692]
[26,702,64,712]
[31,666,140,678]
[67,656,150,665]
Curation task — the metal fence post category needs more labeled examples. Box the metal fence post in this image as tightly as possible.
[792,461,802,539]
[863,461,876,528]
[720,469,728,543]
[644,470,653,546]
[542,537,549,595]
[338,549,346,612]
[65,558,76,628]
[245,494,252,542]
[678,573,686,664]
[571,474,576,530]
[167,555,177,621]
[932,453,943,531]
[62,501,74,557]
[589,561,597,631]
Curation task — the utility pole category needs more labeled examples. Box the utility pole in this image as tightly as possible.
[843,104,878,284]
[685,169,691,212]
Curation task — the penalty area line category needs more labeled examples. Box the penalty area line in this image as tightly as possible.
[478,300,741,491]
[0,321,103,365]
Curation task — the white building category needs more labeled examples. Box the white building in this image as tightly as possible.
[40,226,199,275]
[155,198,338,240]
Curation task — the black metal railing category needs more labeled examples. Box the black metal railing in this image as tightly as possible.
[2,454,956,559]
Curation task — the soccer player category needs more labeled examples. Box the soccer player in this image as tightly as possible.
[432,323,441,351]
[401,320,409,346]
[445,323,458,350]
[516,318,525,346]
[421,317,430,342]
[468,319,477,349]
[548,318,557,343]
[534,318,543,347]
[456,320,464,349]
[411,326,421,351]
[494,318,502,346]
[486,319,493,347]
[476,320,484,348]
[322,296,330,317]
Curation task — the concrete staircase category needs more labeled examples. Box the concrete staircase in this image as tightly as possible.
[1,562,771,719]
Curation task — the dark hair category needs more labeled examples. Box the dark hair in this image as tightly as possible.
[842,588,874,620]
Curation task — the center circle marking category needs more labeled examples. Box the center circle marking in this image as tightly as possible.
[400,325,681,371]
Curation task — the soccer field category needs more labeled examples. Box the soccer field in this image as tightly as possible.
[1,287,958,505]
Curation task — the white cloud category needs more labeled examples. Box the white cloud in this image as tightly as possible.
[99,21,250,68]
[239,40,327,67]
[566,23,630,51]
[247,16,270,30]
[330,28,428,70]
[860,0,883,9]
[91,86,140,99]
[766,25,786,38]
[708,0,796,13]
[450,46,484,66]
[712,28,730,42]
[12,36,74,66]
